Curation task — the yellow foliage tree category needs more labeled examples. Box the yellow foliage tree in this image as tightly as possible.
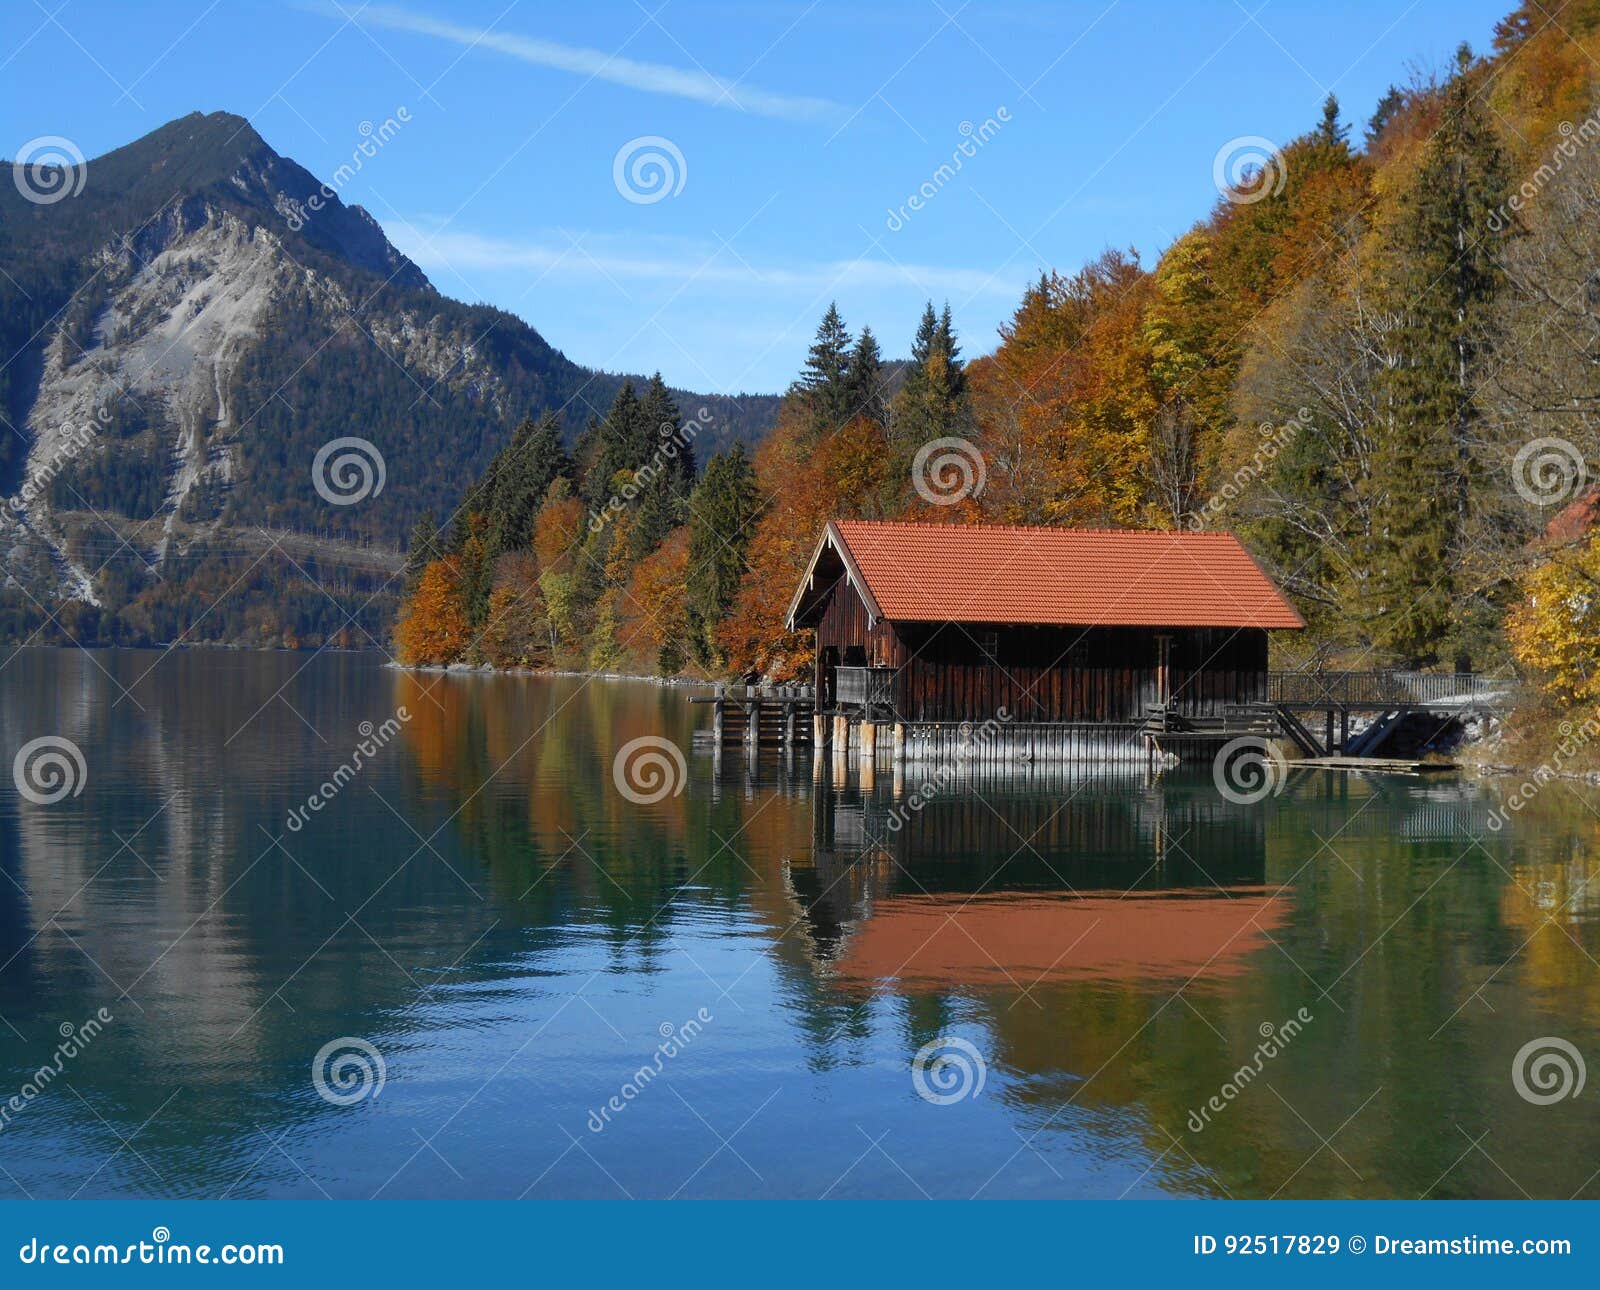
[1507,535,1600,704]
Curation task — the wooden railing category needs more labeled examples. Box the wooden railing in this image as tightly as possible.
[1268,670,1509,708]
[834,666,897,711]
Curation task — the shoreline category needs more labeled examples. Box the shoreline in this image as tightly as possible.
[385,659,718,691]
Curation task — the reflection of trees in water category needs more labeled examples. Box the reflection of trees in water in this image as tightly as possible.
[785,767,1600,1199]
[9,649,1600,1198]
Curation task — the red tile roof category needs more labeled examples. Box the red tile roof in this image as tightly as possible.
[793,519,1303,629]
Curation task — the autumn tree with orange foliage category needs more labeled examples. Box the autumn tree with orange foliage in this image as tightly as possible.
[395,558,470,664]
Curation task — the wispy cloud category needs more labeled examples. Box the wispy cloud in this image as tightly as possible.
[347,4,842,121]
[389,224,1024,301]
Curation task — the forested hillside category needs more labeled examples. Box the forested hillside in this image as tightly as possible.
[394,0,1600,717]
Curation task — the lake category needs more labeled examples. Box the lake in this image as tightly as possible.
[0,647,1595,1199]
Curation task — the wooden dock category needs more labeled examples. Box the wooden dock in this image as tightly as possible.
[1289,756,1458,775]
[690,684,815,749]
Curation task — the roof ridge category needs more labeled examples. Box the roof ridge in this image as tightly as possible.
[833,518,1240,538]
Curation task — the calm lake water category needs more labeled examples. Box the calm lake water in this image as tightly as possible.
[1,647,1596,1199]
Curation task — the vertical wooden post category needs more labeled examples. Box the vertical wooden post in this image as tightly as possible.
[814,713,827,749]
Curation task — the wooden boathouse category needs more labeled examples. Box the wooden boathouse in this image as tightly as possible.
[784,519,1305,764]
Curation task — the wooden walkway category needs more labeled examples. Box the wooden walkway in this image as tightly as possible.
[690,684,814,749]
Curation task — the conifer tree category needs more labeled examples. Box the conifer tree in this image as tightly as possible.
[794,303,855,435]
[587,379,645,504]
[687,442,763,663]
[1315,93,1347,145]
[485,413,572,556]
[892,300,971,452]
[1361,45,1509,663]
[402,511,440,595]
[848,326,887,426]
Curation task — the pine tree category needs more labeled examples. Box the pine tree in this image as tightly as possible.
[587,379,645,504]
[687,442,763,664]
[1315,93,1347,145]
[794,303,854,434]
[402,510,440,595]
[1366,86,1406,149]
[638,373,693,494]
[1361,45,1509,663]
[484,413,572,556]
[848,326,887,425]
[891,300,971,453]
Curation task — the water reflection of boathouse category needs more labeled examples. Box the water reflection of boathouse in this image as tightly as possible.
[789,768,1282,987]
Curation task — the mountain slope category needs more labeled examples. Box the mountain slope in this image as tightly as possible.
[0,112,778,646]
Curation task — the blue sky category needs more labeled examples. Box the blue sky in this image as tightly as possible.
[2,0,1508,395]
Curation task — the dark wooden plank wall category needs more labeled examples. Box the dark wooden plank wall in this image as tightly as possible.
[813,579,1268,723]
